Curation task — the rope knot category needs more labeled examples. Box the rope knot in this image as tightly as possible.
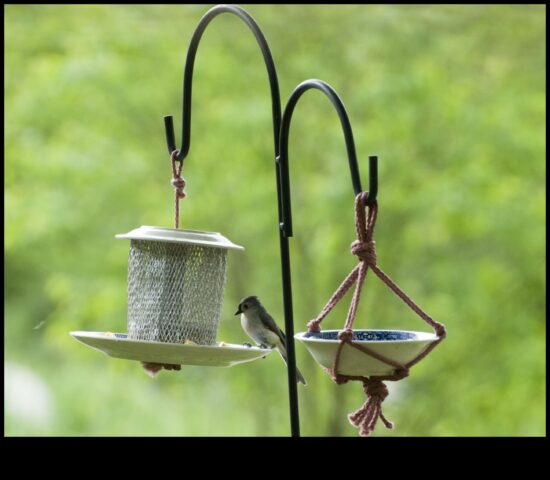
[333,374,349,385]
[171,177,186,199]
[307,319,321,333]
[351,239,376,265]
[337,329,354,343]
[393,368,410,381]
[364,379,389,401]
[347,378,394,436]
[435,324,446,339]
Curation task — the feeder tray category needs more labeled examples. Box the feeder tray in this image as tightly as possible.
[295,329,440,377]
[71,332,272,367]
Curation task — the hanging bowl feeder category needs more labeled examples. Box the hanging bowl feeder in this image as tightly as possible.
[297,193,445,436]
[277,79,446,436]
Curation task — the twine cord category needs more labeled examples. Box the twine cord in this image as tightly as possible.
[170,150,186,229]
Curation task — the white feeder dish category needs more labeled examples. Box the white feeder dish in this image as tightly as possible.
[71,332,272,367]
[295,329,440,377]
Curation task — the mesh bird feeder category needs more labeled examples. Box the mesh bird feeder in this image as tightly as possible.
[71,6,279,373]
[116,226,243,345]
[72,220,271,369]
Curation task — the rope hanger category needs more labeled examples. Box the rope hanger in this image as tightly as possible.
[307,192,446,436]
[170,150,186,229]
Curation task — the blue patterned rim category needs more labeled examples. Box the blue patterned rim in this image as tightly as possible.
[301,330,429,342]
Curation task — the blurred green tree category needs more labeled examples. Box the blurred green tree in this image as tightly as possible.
[4,4,545,436]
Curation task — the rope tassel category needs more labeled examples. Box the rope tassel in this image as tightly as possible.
[348,380,394,437]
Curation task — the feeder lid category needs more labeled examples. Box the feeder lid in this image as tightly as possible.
[115,226,244,251]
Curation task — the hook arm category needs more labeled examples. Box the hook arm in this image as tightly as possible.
[278,79,378,237]
[164,4,281,163]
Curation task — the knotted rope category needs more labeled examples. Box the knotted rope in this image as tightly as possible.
[170,150,186,229]
[349,379,393,436]
[307,192,446,436]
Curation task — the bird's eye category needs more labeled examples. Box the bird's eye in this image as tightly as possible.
[243,303,248,309]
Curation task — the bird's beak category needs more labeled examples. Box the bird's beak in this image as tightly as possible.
[234,306,242,316]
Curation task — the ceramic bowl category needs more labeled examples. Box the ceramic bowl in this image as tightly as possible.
[295,329,439,376]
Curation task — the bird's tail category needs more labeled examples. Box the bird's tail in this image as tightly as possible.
[276,342,307,386]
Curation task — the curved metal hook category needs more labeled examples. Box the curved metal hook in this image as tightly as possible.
[164,4,282,163]
[278,79,378,237]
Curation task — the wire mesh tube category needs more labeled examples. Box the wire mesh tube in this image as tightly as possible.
[127,239,228,345]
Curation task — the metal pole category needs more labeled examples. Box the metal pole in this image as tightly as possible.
[163,4,301,437]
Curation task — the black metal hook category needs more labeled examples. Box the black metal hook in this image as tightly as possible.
[278,79,378,238]
[163,4,282,163]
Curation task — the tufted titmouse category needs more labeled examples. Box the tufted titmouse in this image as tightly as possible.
[235,296,307,385]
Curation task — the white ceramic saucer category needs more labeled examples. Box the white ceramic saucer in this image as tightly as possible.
[295,329,439,376]
[71,331,272,367]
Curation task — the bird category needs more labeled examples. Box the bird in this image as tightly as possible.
[235,295,307,385]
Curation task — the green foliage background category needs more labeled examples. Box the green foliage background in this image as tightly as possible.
[5,4,545,436]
